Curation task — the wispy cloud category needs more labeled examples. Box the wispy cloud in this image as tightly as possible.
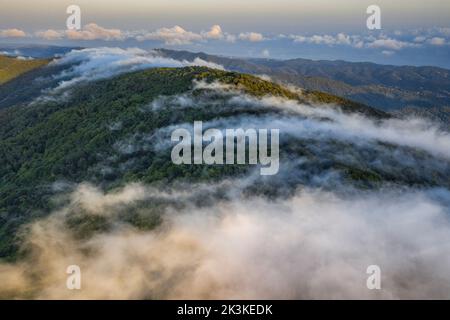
[3,24,450,59]
[202,25,224,40]
[43,47,225,93]
[66,23,124,41]
[136,25,203,45]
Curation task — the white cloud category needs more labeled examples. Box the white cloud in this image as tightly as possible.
[239,32,264,42]
[2,183,450,299]
[429,37,446,46]
[0,28,26,38]
[136,25,202,45]
[15,24,450,52]
[16,56,34,60]
[309,34,336,45]
[135,24,242,45]
[367,38,416,50]
[287,31,449,51]
[66,23,124,41]
[187,57,225,70]
[48,47,225,92]
[131,25,267,44]
[203,25,223,39]
[336,33,352,45]
[413,36,427,43]
[31,24,229,44]
[35,29,64,40]
[382,50,395,56]
[225,34,237,43]
[291,33,361,48]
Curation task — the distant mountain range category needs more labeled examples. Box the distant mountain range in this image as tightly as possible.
[155,49,450,123]
[0,44,77,59]
[1,44,449,123]
[2,61,448,259]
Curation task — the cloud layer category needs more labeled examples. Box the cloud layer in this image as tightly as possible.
[0,50,449,299]
[1,183,449,299]
[0,48,450,299]
[6,23,448,52]
[48,47,224,91]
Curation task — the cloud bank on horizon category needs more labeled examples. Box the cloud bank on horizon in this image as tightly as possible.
[1,22,450,68]
[1,0,450,67]
[1,23,449,48]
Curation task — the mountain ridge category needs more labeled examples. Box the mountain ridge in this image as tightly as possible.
[0,67,448,259]
[3,66,442,260]
[155,48,450,117]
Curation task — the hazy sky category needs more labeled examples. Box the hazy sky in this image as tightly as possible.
[1,0,450,33]
[1,0,450,67]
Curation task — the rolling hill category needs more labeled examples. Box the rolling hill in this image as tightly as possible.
[0,64,449,261]
[0,55,50,85]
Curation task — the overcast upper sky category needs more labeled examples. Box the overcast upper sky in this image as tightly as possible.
[1,0,450,67]
[1,0,449,32]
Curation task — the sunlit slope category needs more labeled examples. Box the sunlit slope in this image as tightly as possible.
[0,55,49,85]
